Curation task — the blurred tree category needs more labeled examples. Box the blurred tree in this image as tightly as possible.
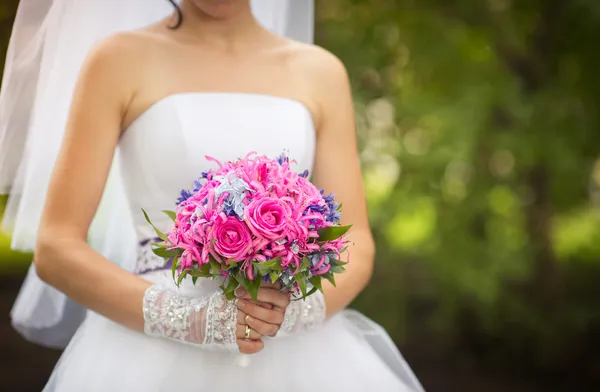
[316,0,600,381]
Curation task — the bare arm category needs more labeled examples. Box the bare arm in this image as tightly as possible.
[35,34,266,354]
[237,48,375,331]
[34,36,151,331]
[311,49,375,317]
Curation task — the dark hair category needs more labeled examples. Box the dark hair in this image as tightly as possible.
[167,0,183,29]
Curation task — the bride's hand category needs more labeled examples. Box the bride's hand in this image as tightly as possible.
[235,285,290,338]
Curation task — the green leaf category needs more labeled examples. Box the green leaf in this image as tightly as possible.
[224,290,236,301]
[300,256,310,271]
[269,257,282,272]
[200,263,211,274]
[142,209,168,241]
[317,225,352,241]
[329,258,348,267]
[255,259,276,276]
[324,272,336,287]
[296,272,307,297]
[224,259,238,270]
[171,257,178,281]
[309,276,323,293]
[330,265,345,274]
[269,271,279,284]
[151,247,181,259]
[226,276,239,291]
[187,269,212,278]
[221,276,240,300]
[192,276,198,285]
[162,210,177,222]
[234,272,249,290]
[176,269,188,287]
[305,286,318,298]
[209,258,221,275]
[248,277,261,301]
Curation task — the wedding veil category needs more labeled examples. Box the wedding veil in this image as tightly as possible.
[0,0,314,348]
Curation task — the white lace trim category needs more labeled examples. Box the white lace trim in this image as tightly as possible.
[281,291,326,334]
[142,285,208,343]
[134,240,167,275]
[203,291,238,346]
[143,285,239,352]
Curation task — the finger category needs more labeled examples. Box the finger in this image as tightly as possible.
[237,309,248,324]
[236,286,282,300]
[256,301,274,310]
[236,288,290,310]
[236,323,263,340]
[260,281,282,290]
[237,338,264,355]
[236,299,285,325]
[236,298,273,312]
[245,314,279,337]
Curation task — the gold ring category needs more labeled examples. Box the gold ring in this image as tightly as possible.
[245,325,251,339]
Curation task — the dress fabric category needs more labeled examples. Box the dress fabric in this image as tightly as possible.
[43,93,425,392]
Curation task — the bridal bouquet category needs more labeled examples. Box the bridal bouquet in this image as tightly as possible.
[143,152,350,301]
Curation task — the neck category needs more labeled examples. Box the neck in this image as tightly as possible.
[175,1,262,46]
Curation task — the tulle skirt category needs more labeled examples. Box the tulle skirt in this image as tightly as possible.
[43,271,425,392]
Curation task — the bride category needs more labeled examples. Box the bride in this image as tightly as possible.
[0,1,425,391]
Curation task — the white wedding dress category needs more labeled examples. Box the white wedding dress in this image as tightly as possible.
[43,93,425,392]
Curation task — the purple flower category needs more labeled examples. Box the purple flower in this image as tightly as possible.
[317,191,342,224]
[177,179,204,205]
[276,153,289,165]
[327,208,342,224]
[307,203,327,214]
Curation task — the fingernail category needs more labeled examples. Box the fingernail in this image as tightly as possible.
[235,287,246,296]
[237,300,245,309]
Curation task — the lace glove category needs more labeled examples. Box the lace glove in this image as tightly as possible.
[279,290,327,334]
[142,285,238,352]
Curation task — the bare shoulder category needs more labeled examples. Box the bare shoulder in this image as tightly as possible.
[82,30,168,88]
[86,31,146,69]
[280,42,352,129]
[88,30,164,71]
[285,42,350,89]
[79,29,175,119]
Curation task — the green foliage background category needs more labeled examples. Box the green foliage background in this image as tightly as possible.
[1,0,599,384]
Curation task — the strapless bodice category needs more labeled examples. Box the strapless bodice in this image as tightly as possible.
[117,93,316,248]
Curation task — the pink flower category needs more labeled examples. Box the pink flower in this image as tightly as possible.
[211,216,253,261]
[244,196,291,241]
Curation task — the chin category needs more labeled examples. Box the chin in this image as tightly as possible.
[188,0,247,19]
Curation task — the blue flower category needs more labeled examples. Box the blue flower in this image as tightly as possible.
[309,253,331,268]
[214,174,251,219]
[300,169,309,178]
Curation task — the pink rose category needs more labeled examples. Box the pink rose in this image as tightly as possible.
[212,216,253,261]
[244,197,291,241]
